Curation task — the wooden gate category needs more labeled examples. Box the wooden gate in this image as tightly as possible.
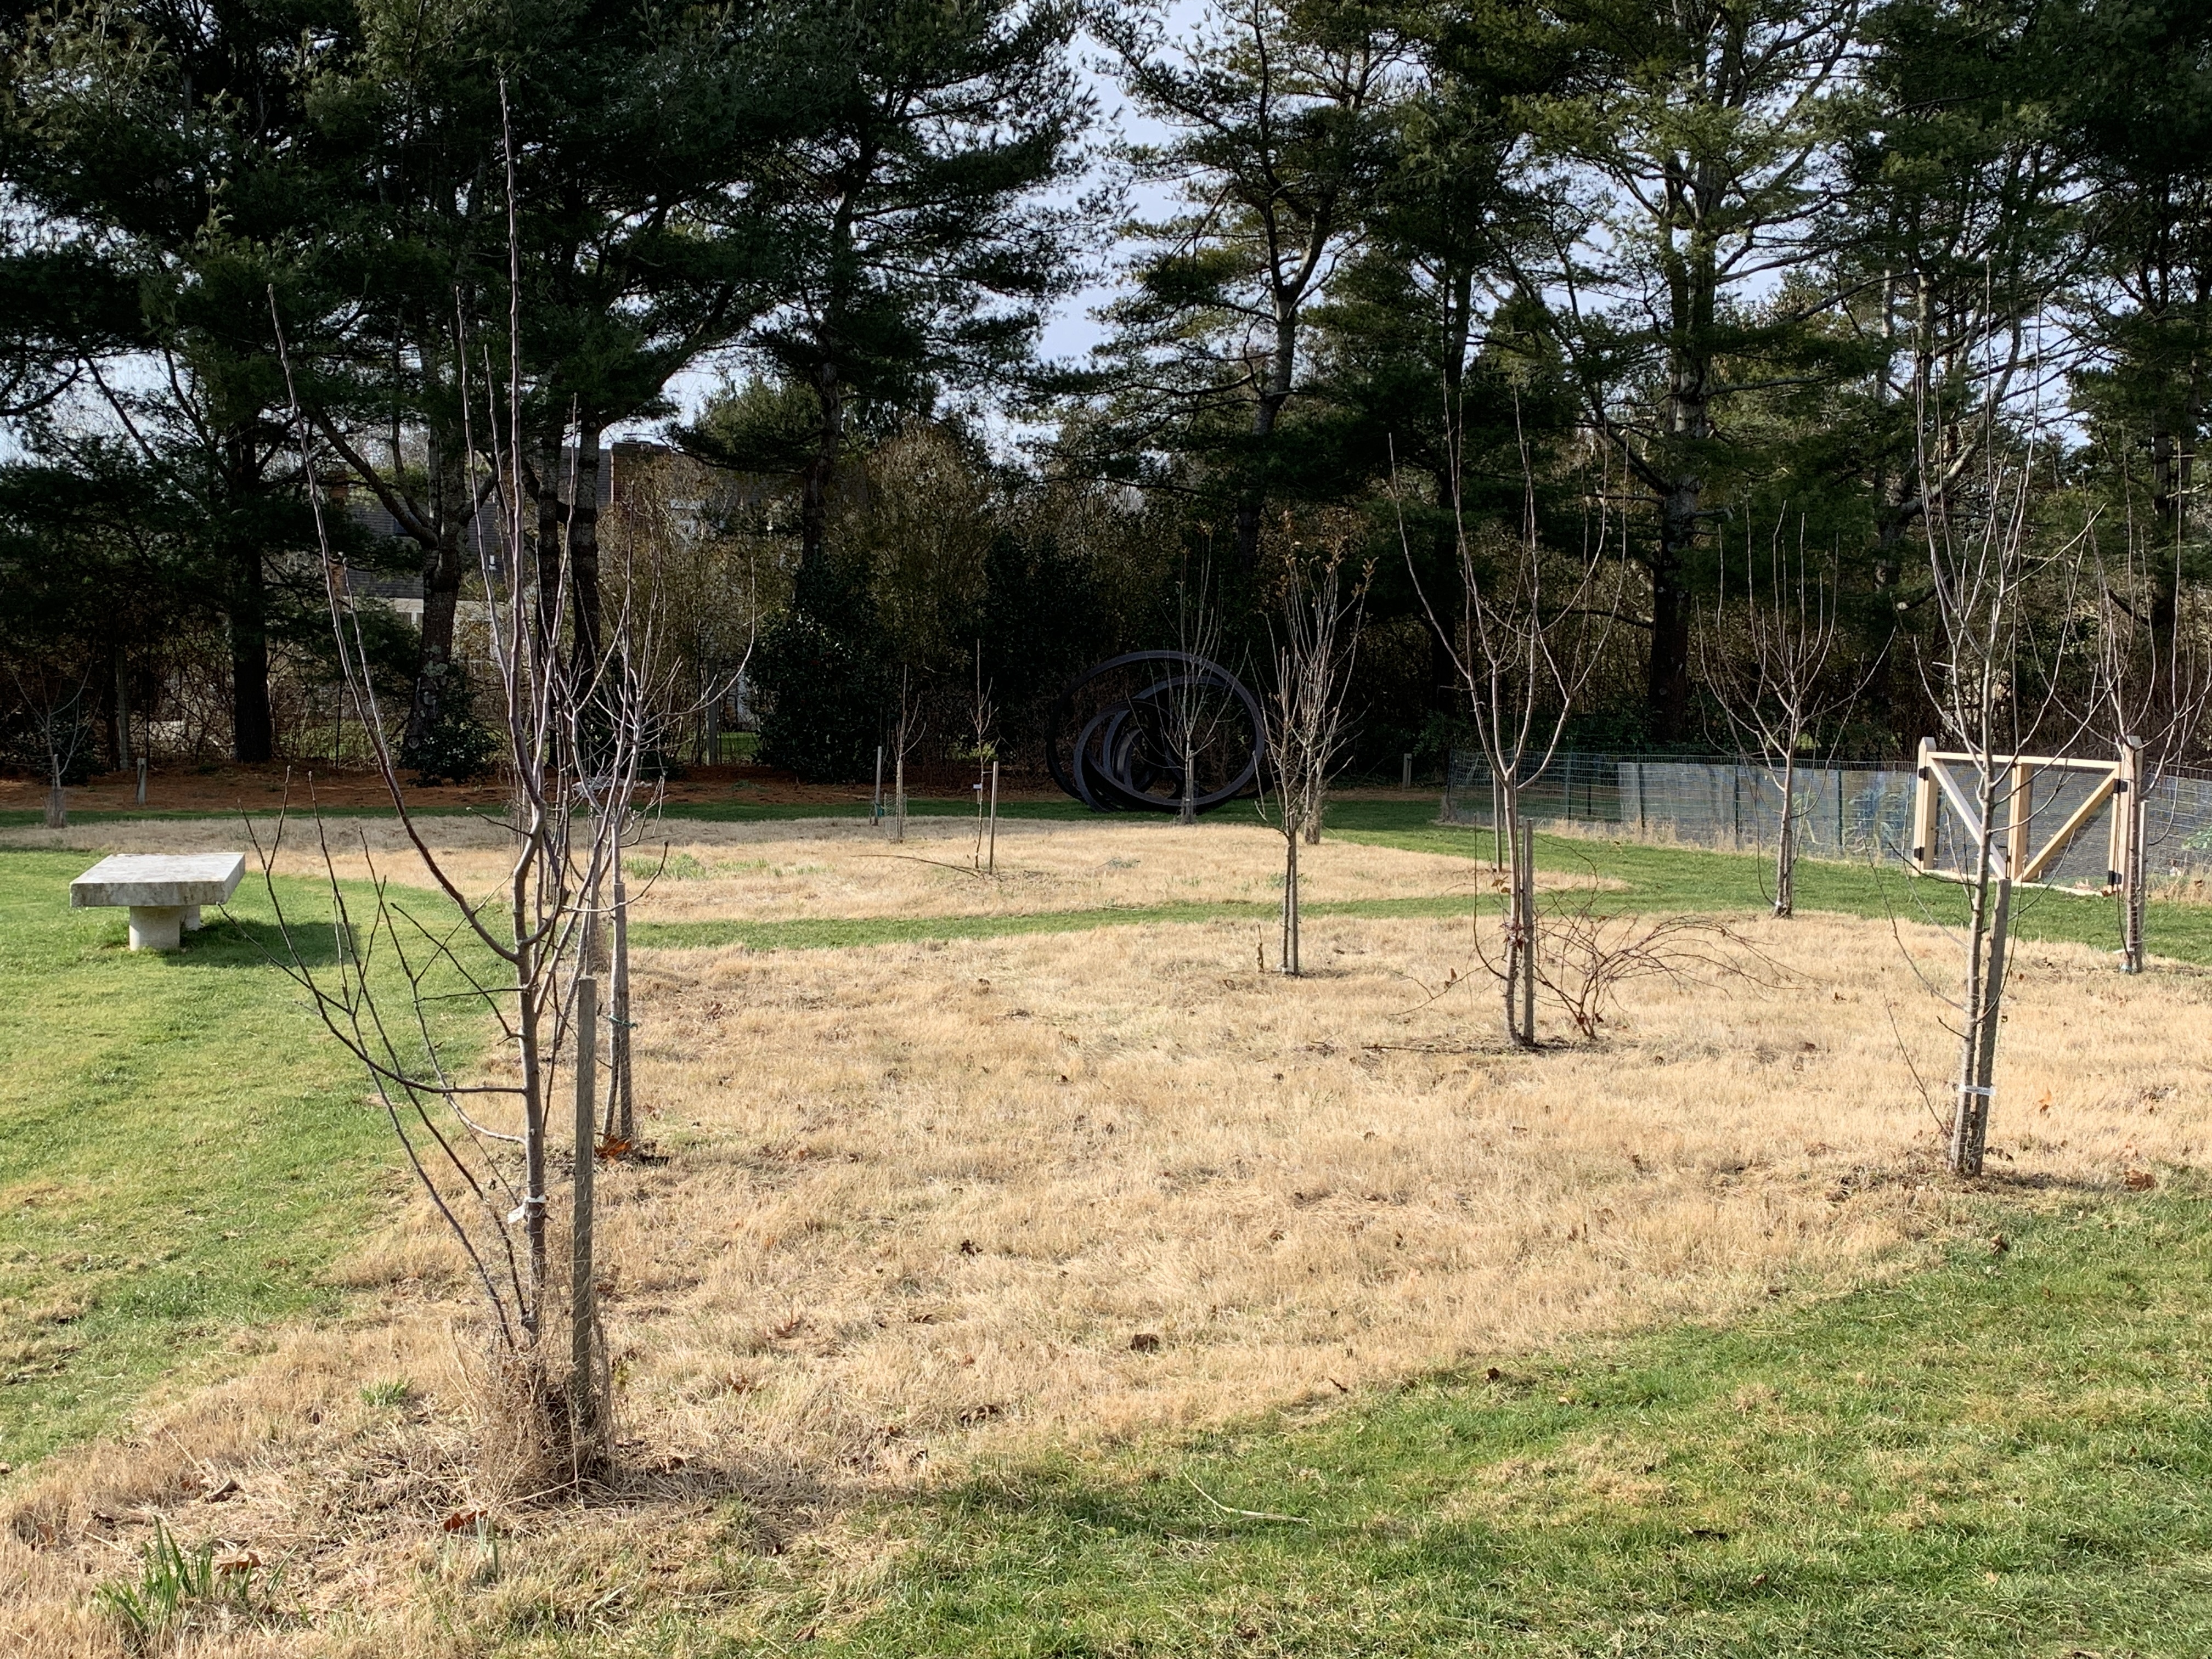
[1908,738,2140,891]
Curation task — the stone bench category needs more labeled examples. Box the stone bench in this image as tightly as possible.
[71,853,246,951]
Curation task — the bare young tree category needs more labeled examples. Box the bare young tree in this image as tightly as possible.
[2090,509,2212,973]
[1264,540,1367,975]
[1915,448,2100,1177]
[596,503,760,1152]
[970,646,998,873]
[8,660,94,827]
[1402,432,1615,1048]
[1697,516,1881,917]
[1167,555,1228,825]
[253,117,665,1477]
[889,668,921,844]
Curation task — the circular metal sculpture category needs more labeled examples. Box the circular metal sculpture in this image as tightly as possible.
[1046,650,1265,814]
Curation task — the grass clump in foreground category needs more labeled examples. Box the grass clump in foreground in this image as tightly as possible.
[782,1186,2212,1657]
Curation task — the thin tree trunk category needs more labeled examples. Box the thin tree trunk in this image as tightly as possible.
[571,967,599,1440]
[114,651,132,772]
[611,866,634,1142]
[2119,740,2146,975]
[1282,826,1300,975]
[230,538,274,763]
[1774,754,1796,918]
[1649,484,1696,742]
[1518,818,1537,1046]
[535,442,567,665]
[1950,873,2010,1177]
[797,365,845,603]
[405,427,469,757]
[1950,836,2009,1177]
[569,426,605,675]
[514,833,550,1336]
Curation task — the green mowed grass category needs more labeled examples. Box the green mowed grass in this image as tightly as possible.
[793,1189,2212,1657]
[0,850,454,1465]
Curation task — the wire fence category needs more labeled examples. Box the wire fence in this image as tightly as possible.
[1443,749,2212,888]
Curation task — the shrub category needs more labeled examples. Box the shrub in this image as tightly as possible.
[754,608,885,782]
[402,661,500,785]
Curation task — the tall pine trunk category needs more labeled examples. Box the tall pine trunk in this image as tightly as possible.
[230,535,274,763]
[405,427,470,757]
[568,427,605,674]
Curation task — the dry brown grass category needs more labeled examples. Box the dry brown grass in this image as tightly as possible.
[7,826,2211,1652]
[0,813,1602,923]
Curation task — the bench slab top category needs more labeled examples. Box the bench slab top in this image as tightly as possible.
[71,853,246,909]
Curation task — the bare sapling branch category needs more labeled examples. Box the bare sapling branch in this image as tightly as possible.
[1397,405,1618,1047]
[8,659,95,827]
[251,86,672,1483]
[1697,514,1883,916]
[972,645,998,873]
[1914,424,2105,1177]
[1263,522,1369,976]
[2087,501,2212,972]
[1526,866,1786,1040]
[890,668,921,843]
[1170,554,1228,826]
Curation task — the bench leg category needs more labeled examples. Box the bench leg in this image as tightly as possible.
[128,906,185,952]
[183,905,204,932]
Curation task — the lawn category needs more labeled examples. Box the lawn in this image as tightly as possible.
[0,850,465,1467]
[0,802,2207,1656]
[798,1184,2212,1657]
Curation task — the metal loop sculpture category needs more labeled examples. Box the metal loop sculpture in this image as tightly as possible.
[1046,650,1265,814]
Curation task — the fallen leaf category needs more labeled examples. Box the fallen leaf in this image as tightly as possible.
[201,1477,240,1503]
[1127,1332,1162,1353]
[2126,1169,2155,1190]
[648,1453,688,1475]
[441,1506,488,1533]
[213,1549,261,1575]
